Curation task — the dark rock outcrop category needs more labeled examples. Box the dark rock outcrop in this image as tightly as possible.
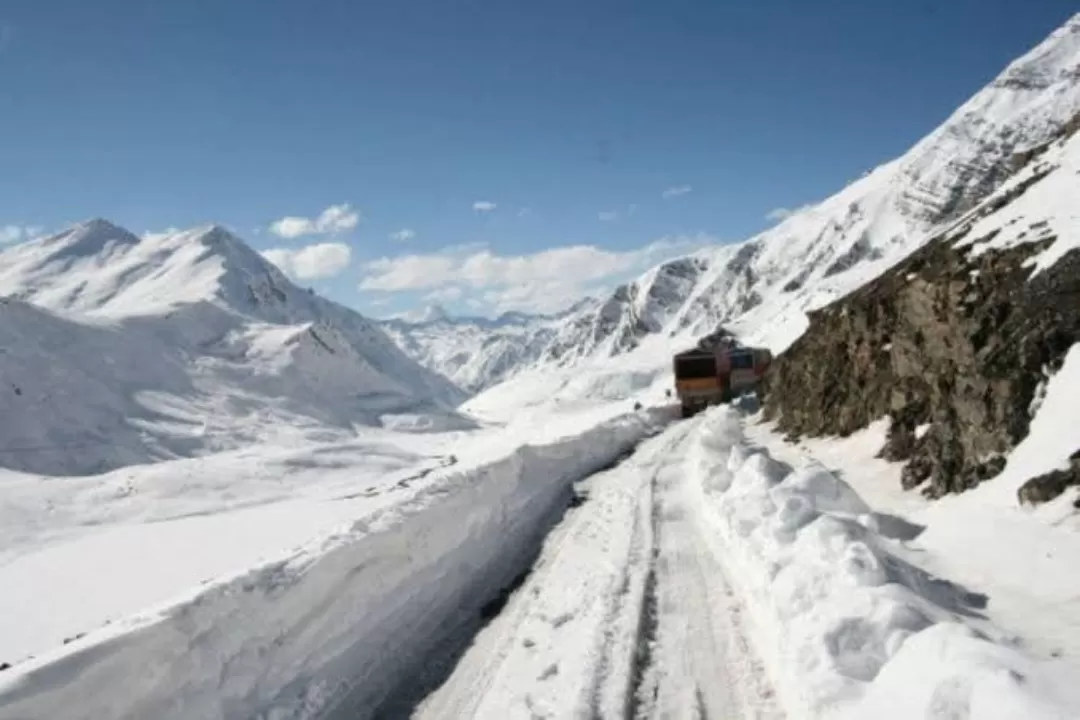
[763,112,1080,501]
[1017,449,1080,506]
[762,227,1080,498]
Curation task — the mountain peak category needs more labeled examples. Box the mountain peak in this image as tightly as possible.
[41,217,142,254]
[78,217,128,233]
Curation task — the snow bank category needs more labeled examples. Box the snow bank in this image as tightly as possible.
[688,407,1079,719]
[0,411,662,720]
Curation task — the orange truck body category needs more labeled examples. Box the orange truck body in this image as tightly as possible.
[672,343,771,417]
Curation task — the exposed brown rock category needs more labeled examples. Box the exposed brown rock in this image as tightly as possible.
[762,231,1080,498]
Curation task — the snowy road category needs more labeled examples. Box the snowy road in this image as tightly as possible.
[5,407,1077,720]
[413,419,780,720]
[637,424,779,719]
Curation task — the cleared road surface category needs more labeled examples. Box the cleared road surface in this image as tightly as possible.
[413,419,782,720]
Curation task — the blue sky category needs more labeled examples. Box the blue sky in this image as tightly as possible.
[0,1,1075,317]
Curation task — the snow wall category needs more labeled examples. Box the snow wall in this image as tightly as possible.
[0,410,663,720]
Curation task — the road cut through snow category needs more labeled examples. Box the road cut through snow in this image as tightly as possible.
[414,415,782,720]
[4,402,1078,720]
[0,409,664,720]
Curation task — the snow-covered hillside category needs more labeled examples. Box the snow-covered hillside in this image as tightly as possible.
[399,14,1080,401]
[0,220,466,474]
[557,13,1080,359]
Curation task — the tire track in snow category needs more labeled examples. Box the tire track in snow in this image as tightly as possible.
[628,420,781,720]
[591,423,698,720]
[624,469,663,720]
[411,421,693,719]
[407,416,780,719]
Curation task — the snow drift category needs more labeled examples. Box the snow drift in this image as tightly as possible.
[0,410,662,720]
[688,407,1079,719]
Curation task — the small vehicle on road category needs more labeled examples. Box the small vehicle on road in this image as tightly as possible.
[673,331,771,417]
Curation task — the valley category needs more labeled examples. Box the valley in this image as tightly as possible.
[1,11,1080,720]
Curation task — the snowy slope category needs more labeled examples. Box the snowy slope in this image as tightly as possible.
[0,220,466,474]
[563,14,1080,357]
[430,14,1080,406]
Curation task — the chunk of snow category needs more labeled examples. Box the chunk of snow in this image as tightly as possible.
[688,406,1080,719]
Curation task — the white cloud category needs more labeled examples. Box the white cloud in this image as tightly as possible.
[472,201,497,213]
[517,207,532,218]
[0,224,45,244]
[765,204,814,223]
[359,253,459,291]
[359,235,713,314]
[262,242,352,280]
[389,228,417,242]
[269,203,360,239]
[661,185,692,199]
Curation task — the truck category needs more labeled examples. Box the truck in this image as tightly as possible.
[672,331,772,417]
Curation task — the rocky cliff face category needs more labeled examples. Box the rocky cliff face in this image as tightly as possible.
[763,118,1080,502]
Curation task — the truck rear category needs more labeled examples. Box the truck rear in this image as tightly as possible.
[672,344,771,417]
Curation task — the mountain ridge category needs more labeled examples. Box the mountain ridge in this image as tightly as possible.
[0,220,467,475]
[384,13,1080,396]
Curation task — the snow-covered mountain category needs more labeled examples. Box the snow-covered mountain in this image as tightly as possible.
[543,13,1080,359]
[394,14,1080,396]
[378,300,596,392]
[0,220,467,475]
